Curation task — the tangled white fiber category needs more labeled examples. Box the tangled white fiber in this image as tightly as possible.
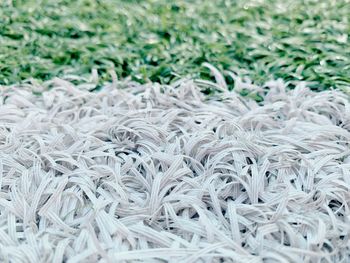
[1,69,350,263]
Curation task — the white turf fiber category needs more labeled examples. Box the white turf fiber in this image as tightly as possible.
[1,72,350,262]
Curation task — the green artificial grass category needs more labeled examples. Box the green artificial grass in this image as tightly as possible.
[0,0,349,90]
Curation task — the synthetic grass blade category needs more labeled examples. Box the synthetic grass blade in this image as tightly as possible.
[0,72,350,262]
[1,0,349,90]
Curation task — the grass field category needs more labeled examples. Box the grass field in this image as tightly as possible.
[1,0,349,90]
[2,1,350,261]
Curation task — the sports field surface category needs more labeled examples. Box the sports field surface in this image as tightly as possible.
[1,0,349,90]
[1,1,350,262]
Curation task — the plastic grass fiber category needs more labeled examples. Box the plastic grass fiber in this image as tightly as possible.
[1,0,349,89]
[1,70,350,262]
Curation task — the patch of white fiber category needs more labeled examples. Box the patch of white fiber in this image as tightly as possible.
[0,73,350,262]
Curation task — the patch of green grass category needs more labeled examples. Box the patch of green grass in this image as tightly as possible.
[0,0,349,90]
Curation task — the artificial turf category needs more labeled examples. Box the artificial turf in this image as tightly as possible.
[1,0,349,90]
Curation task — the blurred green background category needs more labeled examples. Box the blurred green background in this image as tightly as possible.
[0,0,349,90]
